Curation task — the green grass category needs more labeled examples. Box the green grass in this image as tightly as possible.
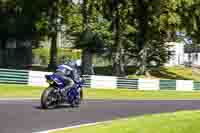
[53,110,200,133]
[93,65,199,80]
[0,84,43,98]
[128,66,199,80]
[157,66,193,80]
[84,88,200,100]
[1,84,200,100]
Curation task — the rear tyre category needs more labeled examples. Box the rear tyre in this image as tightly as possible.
[41,87,57,109]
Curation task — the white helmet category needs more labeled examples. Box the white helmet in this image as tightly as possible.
[75,59,81,67]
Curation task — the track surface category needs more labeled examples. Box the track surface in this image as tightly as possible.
[0,99,200,133]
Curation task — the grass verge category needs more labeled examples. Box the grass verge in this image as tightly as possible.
[128,66,199,80]
[84,88,200,100]
[0,84,43,98]
[1,84,200,100]
[52,110,200,133]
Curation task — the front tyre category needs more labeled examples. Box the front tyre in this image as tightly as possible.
[70,97,81,108]
[41,87,57,109]
[71,88,83,108]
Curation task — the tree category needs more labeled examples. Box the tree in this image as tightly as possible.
[48,0,60,70]
[177,0,200,43]
[36,0,72,70]
[132,0,182,76]
[0,0,41,41]
[77,0,107,75]
[96,0,133,76]
[80,0,93,75]
[0,0,46,66]
[111,0,126,76]
[75,30,105,74]
[59,0,96,75]
[47,0,107,74]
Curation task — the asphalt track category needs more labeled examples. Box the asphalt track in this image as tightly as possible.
[1,100,200,133]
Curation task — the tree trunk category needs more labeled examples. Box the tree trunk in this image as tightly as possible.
[81,0,94,75]
[113,43,126,77]
[112,3,125,77]
[137,47,148,75]
[48,33,57,70]
[1,39,7,67]
[136,0,148,75]
[48,1,59,70]
[82,0,89,31]
[81,49,94,75]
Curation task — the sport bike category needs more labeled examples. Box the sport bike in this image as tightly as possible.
[41,74,83,109]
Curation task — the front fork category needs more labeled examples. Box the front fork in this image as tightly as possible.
[68,87,81,102]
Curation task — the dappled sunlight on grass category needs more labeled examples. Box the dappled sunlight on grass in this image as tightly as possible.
[128,66,198,80]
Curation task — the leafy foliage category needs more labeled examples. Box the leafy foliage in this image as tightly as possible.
[0,0,45,39]
[1,0,200,76]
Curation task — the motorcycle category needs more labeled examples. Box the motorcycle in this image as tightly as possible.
[40,74,84,109]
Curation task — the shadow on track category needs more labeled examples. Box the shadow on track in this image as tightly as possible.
[34,104,81,110]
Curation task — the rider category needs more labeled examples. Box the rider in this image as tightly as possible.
[54,60,82,91]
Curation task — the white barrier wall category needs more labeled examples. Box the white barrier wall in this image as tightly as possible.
[138,79,160,90]
[91,75,117,89]
[176,80,194,91]
[27,70,198,91]
[28,71,52,87]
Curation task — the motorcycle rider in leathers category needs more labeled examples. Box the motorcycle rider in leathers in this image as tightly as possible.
[54,60,82,92]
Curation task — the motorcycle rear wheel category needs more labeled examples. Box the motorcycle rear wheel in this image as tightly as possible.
[41,87,58,109]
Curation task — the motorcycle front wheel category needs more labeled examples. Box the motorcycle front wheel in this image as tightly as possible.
[41,87,58,109]
[70,88,83,108]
